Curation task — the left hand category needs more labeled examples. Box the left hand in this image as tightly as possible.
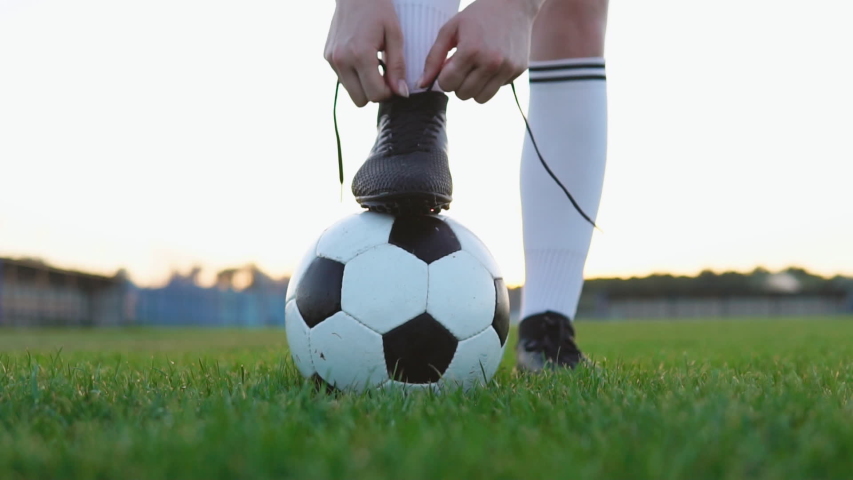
[419,0,544,103]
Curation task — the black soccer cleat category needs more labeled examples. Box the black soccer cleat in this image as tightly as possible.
[352,91,452,216]
[516,311,585,372]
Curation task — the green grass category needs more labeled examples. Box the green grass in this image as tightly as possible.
[1,317,853,480]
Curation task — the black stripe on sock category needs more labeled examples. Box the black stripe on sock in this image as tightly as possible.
[528,63,605,72]
[529,74,607,83]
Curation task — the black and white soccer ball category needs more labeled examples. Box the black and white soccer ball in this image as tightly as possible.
[285,212,510,392]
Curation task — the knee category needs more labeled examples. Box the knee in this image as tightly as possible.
[542,0,608,26]
[532,0,609,59]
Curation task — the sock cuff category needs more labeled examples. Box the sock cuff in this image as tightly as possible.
[393,0,461,92]
[393,0,460,14]
[528,57,606,84]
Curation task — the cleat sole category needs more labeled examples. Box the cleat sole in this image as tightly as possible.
[356,193,452,216]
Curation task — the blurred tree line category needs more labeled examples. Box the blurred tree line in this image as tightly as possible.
[508,267,853,305]
[583,267,852,297]
[163,264,852,299]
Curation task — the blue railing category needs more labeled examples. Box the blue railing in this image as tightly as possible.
[132,284,287,327]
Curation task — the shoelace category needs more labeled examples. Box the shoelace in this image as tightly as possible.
[332,78,598,229]
[373,94,445,154]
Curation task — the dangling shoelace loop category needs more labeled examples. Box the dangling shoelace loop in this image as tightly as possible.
[333,59,385,197]
[510,82,599,230]
[333,65,598,230]
[333,81,344,200]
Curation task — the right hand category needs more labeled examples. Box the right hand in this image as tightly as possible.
[420,0,543,104]
[324,0,409,107]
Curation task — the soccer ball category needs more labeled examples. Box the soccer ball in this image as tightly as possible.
[285,212,509,392]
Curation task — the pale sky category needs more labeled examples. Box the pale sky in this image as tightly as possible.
[1,0,852,287]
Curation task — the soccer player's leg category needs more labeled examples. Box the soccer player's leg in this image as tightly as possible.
[516,0,609,371]
[351,0,461,215]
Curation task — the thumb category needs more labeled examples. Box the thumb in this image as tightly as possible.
[383,23,409,97]
[419,19,458,89]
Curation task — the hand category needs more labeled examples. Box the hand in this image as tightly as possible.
[324,0,409,107]
[420,0,544,103]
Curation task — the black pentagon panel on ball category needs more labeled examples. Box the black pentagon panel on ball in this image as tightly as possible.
[383,313,458,384]
[492,279,510,346]
[311,373,337,394]
[295,257,345,328]
[389,215,461,264]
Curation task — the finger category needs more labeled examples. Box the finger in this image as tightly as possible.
[419,19,458,89]
[454,66,494,101]
[326,46,370,107]
[473,76,504,104]
[356,55,393,103]
[436,52,476,94]
[339,67,368,107]
[503,66,525,85]
[382,23,409,97]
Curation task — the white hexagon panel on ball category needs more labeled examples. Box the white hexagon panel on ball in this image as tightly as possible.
[284,299,315,379]
[439,216,503,279]
[341,244,428,334]
[316,212,395,263]
[426,250,496,340]
[440,327,505,391]
[310,311,389,391]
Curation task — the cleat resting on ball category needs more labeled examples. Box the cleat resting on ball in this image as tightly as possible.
[352,92,453,216]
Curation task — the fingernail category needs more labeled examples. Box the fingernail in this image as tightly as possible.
[415,76,424,89]
[398,80,409,98]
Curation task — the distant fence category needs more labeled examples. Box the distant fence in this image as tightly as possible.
[131,284,287,327]
[0,257,293,327]
[0,283,113,326]
[0,258,127,327]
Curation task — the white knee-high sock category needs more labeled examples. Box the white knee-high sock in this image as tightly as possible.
[520,57,608,321]
[392,0,460,92]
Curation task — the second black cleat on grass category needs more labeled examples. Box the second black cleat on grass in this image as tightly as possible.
[516,311,585,372]
[352,91,452,216]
